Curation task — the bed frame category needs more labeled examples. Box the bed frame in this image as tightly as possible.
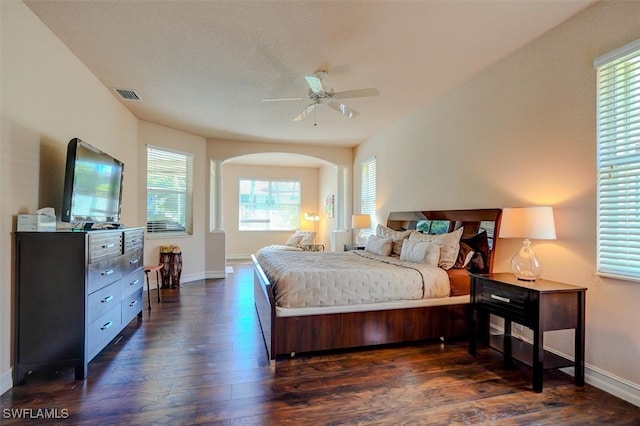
[252,208,502,360]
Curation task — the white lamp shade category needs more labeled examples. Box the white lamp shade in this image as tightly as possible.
[499,207,556,240]
[351,214,372,229]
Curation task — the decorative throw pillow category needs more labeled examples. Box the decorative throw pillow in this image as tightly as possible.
[290,231,316,247]
[461,231,490,273]
[365,234,393,256]
[285,234,304,247]
[453,242,475,269]
[400,239,440,266]
[408,227,464,270]
[376,224,411,256]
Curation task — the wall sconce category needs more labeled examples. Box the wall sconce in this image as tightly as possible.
[351,214,372,246]
[498,206,556,281]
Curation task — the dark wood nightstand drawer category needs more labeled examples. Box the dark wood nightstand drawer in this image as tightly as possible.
[479,281,530,323]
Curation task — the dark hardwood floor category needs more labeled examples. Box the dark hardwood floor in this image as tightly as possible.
[2,262,639,425]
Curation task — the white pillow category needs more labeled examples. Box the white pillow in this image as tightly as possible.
[291,231,316,246]
[408,227,464,270]
[399,239,440,266]
[376,224,411,256]
[365,234,393,256]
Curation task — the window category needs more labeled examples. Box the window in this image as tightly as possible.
[360,157,376,236]
[595,39,640,281]
[146,146,194,234]
[239,179,300,231]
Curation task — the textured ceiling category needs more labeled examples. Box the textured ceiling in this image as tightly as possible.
[25,0,595,148]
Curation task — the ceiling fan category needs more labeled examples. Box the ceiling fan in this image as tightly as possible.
[262,71,380,123]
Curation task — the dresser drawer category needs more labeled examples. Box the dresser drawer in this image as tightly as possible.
[479,280,530,323]
[122,247,143,275]
[121,269,144,299]
[87,256,122,293]
[124,228,144,252]
[87,280,122,324]
[89,232,123,263]
[122,287,143,324]
[87,305,121,360]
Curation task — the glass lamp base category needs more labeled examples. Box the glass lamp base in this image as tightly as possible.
[510,239,542,281]
[355,230,368,246]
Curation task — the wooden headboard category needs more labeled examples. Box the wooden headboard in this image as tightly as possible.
[386,208,502,273]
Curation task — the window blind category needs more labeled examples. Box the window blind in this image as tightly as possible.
[595,38,640,281]
[146,146,194,234]
[360,157,376,234]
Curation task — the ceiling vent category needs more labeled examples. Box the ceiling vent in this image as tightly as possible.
[113,88,142,101]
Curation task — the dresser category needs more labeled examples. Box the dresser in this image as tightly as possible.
[469,273,586,392]
[13,228,144,384]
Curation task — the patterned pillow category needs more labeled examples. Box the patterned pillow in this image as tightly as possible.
[365,234,393,256]
[408,227,464,270]
[285,234,304,247]
[376,224,411,256]
[399,239,440,266]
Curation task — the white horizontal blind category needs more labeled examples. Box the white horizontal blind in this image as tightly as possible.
[360,157,376,235]
[595,39,640,280]
[146,146,194,234]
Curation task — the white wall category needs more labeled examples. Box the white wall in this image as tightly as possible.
[355,0,640,404]
[0,0,139,394]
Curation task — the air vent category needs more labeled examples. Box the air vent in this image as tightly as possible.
[113,88,142,101]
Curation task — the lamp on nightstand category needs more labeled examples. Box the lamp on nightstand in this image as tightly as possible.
[499,206,556,281]
[352,214,372,246]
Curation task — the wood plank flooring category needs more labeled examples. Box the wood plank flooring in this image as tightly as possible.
[2,262,639,425]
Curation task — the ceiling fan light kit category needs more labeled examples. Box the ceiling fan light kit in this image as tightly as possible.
[262,70,379,124]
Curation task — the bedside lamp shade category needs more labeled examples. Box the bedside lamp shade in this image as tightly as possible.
[352,214,372,246]
[499,207,556,281]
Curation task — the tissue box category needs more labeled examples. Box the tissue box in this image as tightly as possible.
[17,214,56,232]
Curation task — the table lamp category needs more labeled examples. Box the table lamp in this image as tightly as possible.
[352,214,372,246]
[499,206,556,281]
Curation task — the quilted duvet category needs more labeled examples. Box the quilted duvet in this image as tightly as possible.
[255,249,450,308]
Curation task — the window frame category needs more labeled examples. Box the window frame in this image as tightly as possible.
[594,38,640,281]
[146,145,194,236]
[238,178,301,231]
[360,157,376,237]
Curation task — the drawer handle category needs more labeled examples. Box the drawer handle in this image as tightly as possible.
[102,243,115,249]
[129,279,139,286]
[100,321,113,331]
[101,269,114,276]
[129,300,138,307]
[129,259,139,265]
[491,294,511,303]
[101,295,114,303]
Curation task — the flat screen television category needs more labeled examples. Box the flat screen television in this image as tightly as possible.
[61,138,124,229]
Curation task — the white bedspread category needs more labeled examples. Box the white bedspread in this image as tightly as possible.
[254,249,450,308]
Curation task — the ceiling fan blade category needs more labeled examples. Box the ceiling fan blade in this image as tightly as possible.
[305,75,325,93]
[293,103,317,122]
[333,88,380,99]
[261,97,305,102]
[328,100,359,119]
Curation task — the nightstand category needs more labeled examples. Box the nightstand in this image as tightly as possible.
[469,273,586,393]
[302,243,324,252]
[344,244,365,251]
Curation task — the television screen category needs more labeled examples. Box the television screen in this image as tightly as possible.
[61,138,124,227]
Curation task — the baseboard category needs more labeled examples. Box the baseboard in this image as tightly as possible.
[226,254,252,260]
[0,367,13,396]
[205,270,226,279]
[488,324,640,407]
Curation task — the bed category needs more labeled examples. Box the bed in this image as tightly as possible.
[252,208,502,361]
